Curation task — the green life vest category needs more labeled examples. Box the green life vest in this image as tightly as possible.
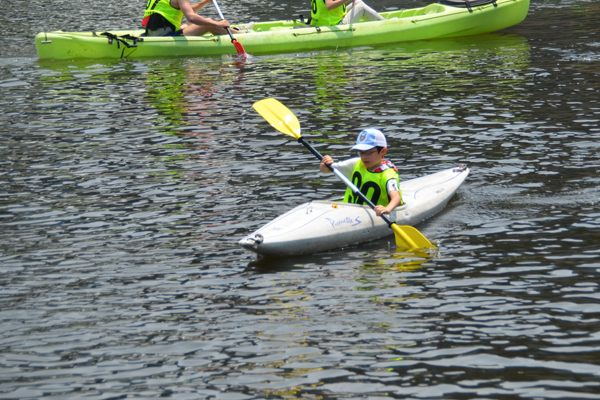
[343,160,401,207]
[310,0,347,26]
[144,0,184,31]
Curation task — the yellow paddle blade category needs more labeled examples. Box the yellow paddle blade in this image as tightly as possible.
[253,98,302,139]
[391,223,436,250]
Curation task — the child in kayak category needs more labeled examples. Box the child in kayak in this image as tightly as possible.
[310,0,385,27]
[319,128,402,216]
[143,0,254,36]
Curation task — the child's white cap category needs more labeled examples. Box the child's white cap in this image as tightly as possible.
[351,128,387,151]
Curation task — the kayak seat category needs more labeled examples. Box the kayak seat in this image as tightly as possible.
[298,14,312,25]
[292,14,318,29]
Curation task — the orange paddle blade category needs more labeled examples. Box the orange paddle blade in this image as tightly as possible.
[232,39,246,56]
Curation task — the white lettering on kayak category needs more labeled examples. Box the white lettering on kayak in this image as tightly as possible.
[325,216,361,228]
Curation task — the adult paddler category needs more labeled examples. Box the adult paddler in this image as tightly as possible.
[310,0,385,26]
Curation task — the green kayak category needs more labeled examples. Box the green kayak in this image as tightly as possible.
[35,0,529,60]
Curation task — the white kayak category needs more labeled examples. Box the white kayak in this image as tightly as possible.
[239,165,469,256]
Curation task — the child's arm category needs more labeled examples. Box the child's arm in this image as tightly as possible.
[374,190,402,216]
[320,155,335,173]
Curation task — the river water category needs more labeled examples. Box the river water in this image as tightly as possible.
[1,0,600,399]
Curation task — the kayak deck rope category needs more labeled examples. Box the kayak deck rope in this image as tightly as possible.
[92,31,144,58]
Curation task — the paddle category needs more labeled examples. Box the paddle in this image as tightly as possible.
[212,0,247,56]
[252,98,435,250]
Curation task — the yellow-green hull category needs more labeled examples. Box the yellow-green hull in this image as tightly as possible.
[35,0,529,60]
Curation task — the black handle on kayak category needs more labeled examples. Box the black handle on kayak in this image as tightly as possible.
[297,137,396,228]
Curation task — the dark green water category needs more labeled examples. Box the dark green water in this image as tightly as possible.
[1,0,600,399]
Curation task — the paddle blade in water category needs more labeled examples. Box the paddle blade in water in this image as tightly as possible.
[232,40,246,56]
[252,98,301,139]
[391,224,435,250]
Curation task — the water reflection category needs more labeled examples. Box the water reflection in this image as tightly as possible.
[144,60,248,136]
[248,33,532,145]
[356,249,432,306]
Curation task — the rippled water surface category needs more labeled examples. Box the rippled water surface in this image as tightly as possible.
[1,0,600,398]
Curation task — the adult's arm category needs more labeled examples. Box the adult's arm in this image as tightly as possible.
[191,0,211,12]
[179,0,229,29]
[324,0,351,11]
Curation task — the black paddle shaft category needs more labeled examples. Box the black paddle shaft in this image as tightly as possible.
[211,0,242,47]
[297,137,396,228]
[225,27,237,44]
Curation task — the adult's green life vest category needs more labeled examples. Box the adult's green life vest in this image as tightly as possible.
[343,160,401,207]
[310,0,347,26]
[143,0,184,30]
